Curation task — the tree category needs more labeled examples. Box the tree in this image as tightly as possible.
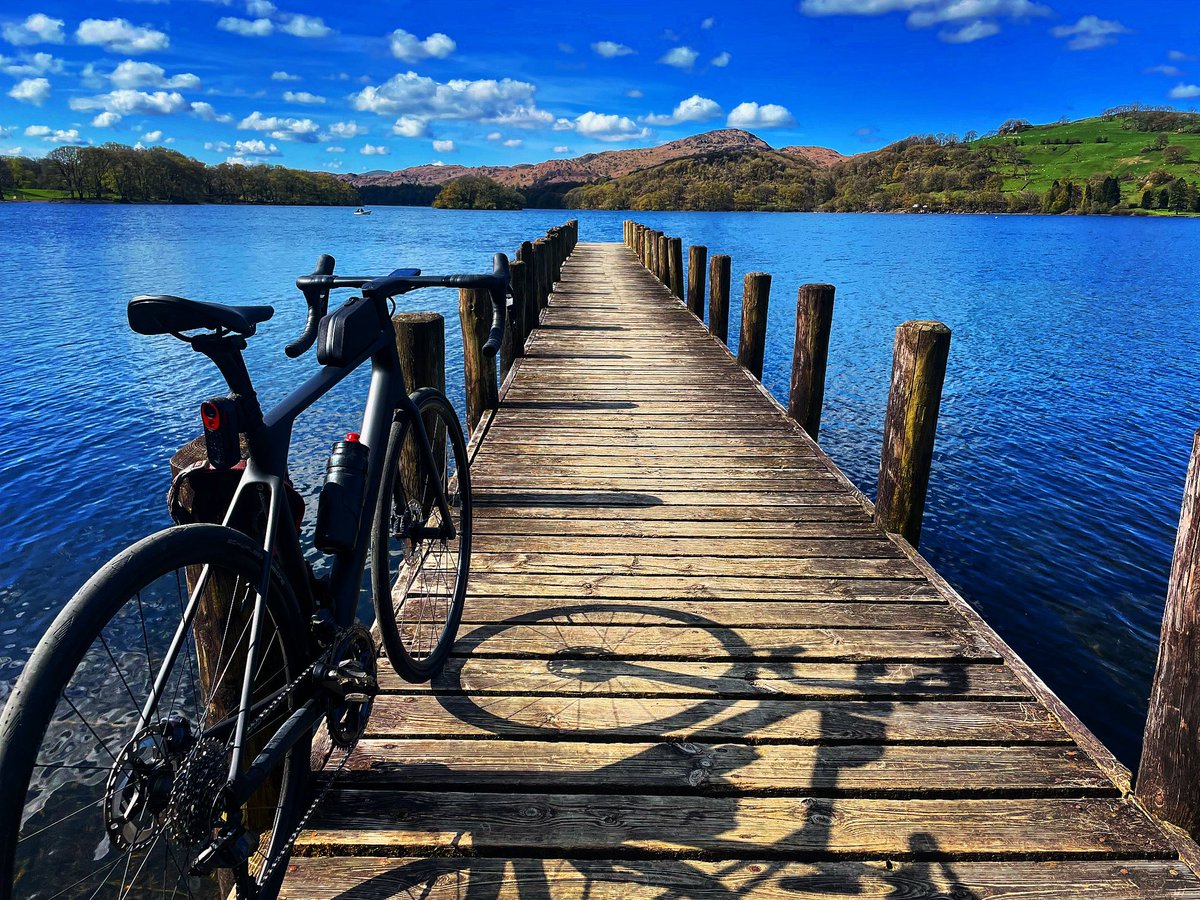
[1169,178,1190,212]
[1163,145,1189,164]
[432,175,524,210]
[1154,132,1171,150]
[46,146,85,200]
[1141,189,1156,209]
[998,119,1032,136]
[0,159,13,197]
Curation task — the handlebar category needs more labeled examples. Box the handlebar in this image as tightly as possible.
[289,252,511,359]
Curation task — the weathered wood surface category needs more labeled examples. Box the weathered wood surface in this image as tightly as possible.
[285,241,1200,898]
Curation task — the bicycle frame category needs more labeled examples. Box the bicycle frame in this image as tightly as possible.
[137,308,457,824]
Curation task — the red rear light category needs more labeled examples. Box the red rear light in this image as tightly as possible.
[201,402,220,431]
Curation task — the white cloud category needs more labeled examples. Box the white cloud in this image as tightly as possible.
[643,94,722,126]
[503,138,522,147]
[76,18,169,53]
[553,117,574,130]
[592,40,634,58]
[352,72,551,128]
[3,13,65,46]
[360,143,389,155]
[234,138,280,155]
[238,110,320,141]
[1169,83,1200,99]
[939,19,1000,42]
[71,89,185,115]
[1169,50,1197,62]
[658,46,698,69]
[0,52,63,76]
[711,51,731,67]
[330,120,367,138]
[191,101,233,123]
[142,129,163,142]
[1146,64,1184,77]
[906,0,1049,27]
[92,111,121,127]
[218,17,274,36]
[50,128,82,144]
[727,101,794,128]
[388,116,424,137]
[283,90,325,104]
[204,140,231,152]
[8,77,50,105]
[1050,15,1130,50]
[110,60,200,90]
[23,125,50,136]
[430,160,445,166]
[701,16,715,28]
[280,15,331,38]
[326,145,345,152]
[553,144,570,153]
[626,88,643,99]
[432,138,456,152]
[271,70,300,81]
[486,131,502,140]
[389,28,456,62]
[246,0,276,16]
[574,111,650,142]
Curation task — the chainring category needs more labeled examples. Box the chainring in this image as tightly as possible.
[324,624,378,749]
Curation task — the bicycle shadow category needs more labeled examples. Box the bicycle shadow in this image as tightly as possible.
[310,603,985,900]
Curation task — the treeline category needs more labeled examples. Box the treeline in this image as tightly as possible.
[431,175,524,210]
[1,144,357,205]
[565,129,1200,215]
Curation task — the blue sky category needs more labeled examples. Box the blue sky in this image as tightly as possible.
[1,0,1198,172]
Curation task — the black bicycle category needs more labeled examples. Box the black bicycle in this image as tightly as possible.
[0,252,509,898]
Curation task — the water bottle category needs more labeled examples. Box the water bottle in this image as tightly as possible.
[315,432,369,553]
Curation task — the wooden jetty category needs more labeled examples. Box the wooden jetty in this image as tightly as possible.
[282,223,1200,898]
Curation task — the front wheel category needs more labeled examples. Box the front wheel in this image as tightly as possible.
[0,524,310,900]
[371,388,471,682]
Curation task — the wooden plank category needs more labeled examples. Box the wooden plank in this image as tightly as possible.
[365,696,1063,742]
[450,622,994,661]
[298,793,1170,857]
[283,857,1200,899]
[474,491,866,509]
[471,553,917,579]
[455,598,967,629]
[334,740,1110,794]
[466,573,937,600]
[472,536,901,559]
[473,504,871,522]
[379,658,1028,699]
[474,517,884,537]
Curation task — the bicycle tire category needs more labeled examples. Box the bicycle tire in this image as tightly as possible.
[371,387,471,682]
[0,523,310,900]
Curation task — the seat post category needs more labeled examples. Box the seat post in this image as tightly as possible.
[191,333,265,440]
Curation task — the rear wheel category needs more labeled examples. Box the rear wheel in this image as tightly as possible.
[371,388,471,682]
[0,524,310,899]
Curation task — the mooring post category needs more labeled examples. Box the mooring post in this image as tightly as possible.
[533,238,550,309]
[651,232,662,280]
[459,288,499,434]
[788,284,836,440]
[502,259,527,376]
[709,254,731,345]
[393,311,446,395]
[687,245,707,320]
[668,238,684,301]
[875,321,951,547]
[1138,428,1200,837]
[658,234,670,284]
[738,273,771,379]
[638,225,647,265]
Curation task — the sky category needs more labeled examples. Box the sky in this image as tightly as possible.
[1,0,1199,173]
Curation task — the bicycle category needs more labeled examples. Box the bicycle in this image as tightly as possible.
[0,251,510,899]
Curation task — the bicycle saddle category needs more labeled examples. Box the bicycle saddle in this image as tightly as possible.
[128,295,275,337]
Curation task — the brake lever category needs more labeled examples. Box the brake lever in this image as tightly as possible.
[285,254,334,358]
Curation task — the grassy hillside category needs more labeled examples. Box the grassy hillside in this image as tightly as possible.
[567,110,1200,214]
[977,115,1200,197]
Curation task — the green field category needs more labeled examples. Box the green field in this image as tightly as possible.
[976,116,1200,200]
[6,188,72,201]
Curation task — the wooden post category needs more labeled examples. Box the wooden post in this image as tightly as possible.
[657,234,669,283]
[533,238,550,309]
[392,311,446,394]
[458,288,498,434]
[874,321,951,547]
[668,238,684,301]
[709,254,730,344]
[788,284,836,440]
[737,273,771,379]
[648,230,659,275]
[686,245,707,320]
[502,259,527,376]
[1138,429,1200,836]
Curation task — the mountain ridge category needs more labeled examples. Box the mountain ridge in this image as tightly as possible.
[344,129,850,191]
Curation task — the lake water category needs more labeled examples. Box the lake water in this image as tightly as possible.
[0,204,1197,768]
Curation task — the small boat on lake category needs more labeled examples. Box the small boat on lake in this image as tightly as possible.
[354,207,372,216]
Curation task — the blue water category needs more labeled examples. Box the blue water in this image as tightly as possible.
[0,205,1197,769]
